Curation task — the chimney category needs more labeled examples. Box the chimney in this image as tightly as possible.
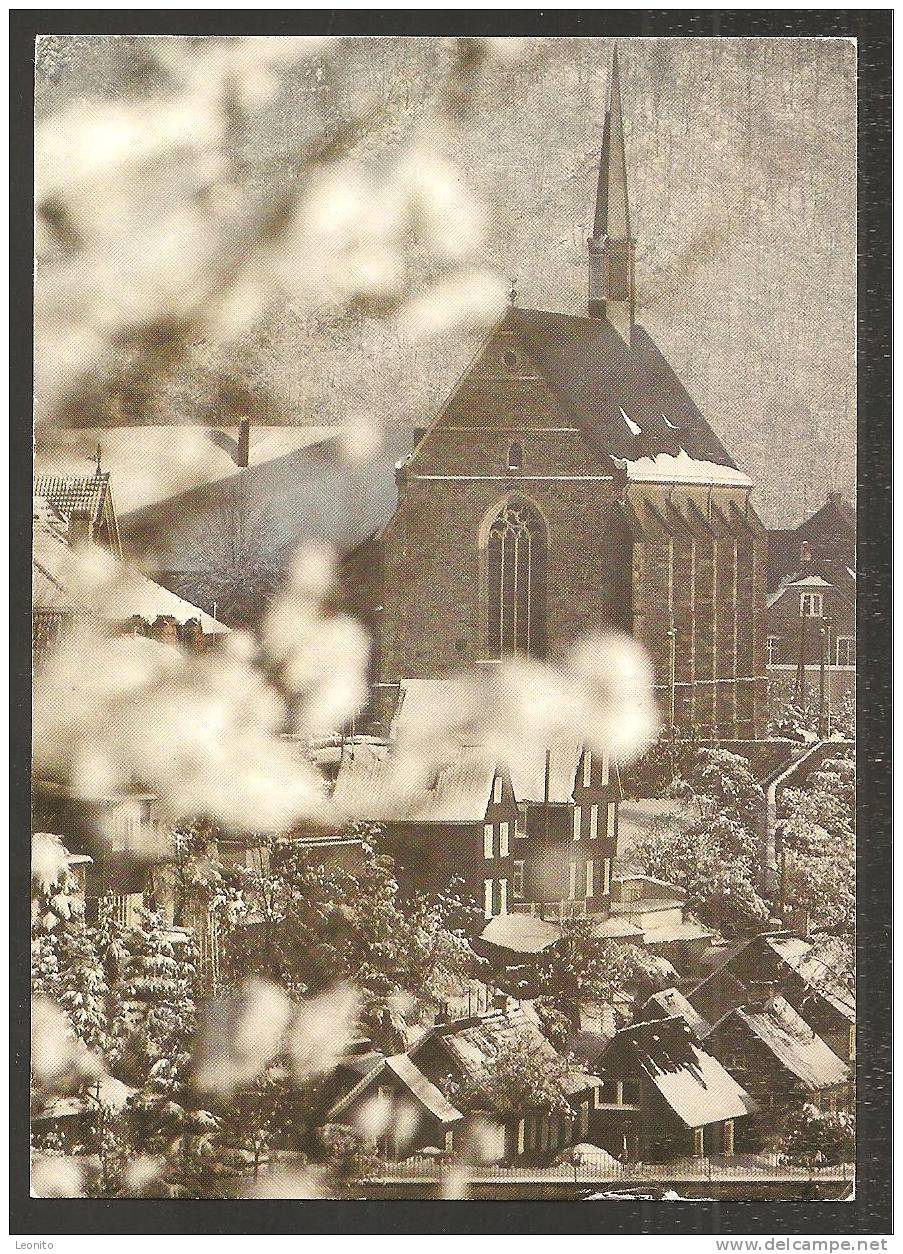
[800,540,812,565]
[67,509,93,549]
[237,417,250,468]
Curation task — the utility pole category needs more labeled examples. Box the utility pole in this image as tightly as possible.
[793,611,808,709]
[667,613,677,730]
[818,620,827,739]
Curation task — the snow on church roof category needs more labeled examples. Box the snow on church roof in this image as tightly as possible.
[611,449,752,487]
[502,307,746,476]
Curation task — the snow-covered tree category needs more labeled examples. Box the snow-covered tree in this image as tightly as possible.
[116,910,200,1082]
[215,834,480,1030]
[779,1101,854,1172]
[630,817,769,937]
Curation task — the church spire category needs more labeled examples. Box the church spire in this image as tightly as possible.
[588,46,635,341]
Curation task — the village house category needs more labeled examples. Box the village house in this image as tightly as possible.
[33,480,228,664]
[327,1003,601,1163]
[766,493,856,710]
[687,933,855,1063]
[331,737,624,923]
[704,994,852,1124]
[331,738,519,920]
[591,1016,756,1162]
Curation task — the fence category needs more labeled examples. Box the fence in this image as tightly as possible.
[349,1150,853,1186]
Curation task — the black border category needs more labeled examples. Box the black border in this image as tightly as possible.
[10,9,892,1236]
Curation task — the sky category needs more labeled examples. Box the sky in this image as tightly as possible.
[36,36,857,527]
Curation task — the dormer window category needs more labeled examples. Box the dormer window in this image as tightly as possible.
[507,442,523,473]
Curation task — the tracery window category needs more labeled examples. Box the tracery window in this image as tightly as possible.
[486,498,546,659]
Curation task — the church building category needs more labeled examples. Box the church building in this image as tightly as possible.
[357,51,768,739]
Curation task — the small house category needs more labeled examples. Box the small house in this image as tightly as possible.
[706,994,852,1122]
[328,1004,601,1163]
[593,1016,756,1161]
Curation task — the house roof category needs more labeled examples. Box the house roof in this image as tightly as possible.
[385,1055,465,1124]
[642,919,714,945]
[33,522,229,633]
[769,936,856,1023]
[331,739,498,823]
[427,1006,600,1105]
[688,968,750,1029]
[610,1016,755,1127]
[734,996,851,1090]
[643,988,713,1039]
[34,471,113,527]
[328,1052,464,1126]
[567,1028,616,1068]
[590,915,646,941]
[798,494,857,540]
[389,679,586,804]
[36,424,409,573]
[501,308,746,482]
[478,913,562,955]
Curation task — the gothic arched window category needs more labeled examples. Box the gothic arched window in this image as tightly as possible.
[486,499,547,659]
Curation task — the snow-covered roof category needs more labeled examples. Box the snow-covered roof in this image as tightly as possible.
[427,1006,601,1103]
[328,1053,464,1125]
[34,1074,136,1121]
[765,935,815,968]
[33,522,229,634]
[766,572,834,608]
[644,987,713,1039]
[478,913,562,954]
[735,996,850,1090]
[642,919,713,945]
[611,1017,755,1127]
[612,449,751,487]
[385,1055,465,1124]
[770,936,855,1023]
[590,916,645,941]
[332,740,498,824]
[35,425,347,518]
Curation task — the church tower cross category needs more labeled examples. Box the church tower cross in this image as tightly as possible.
[587,46,635,343]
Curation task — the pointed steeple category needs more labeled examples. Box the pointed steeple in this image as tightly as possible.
[588,47,635,341]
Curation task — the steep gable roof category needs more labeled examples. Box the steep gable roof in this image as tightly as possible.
[606,1016,755,1127]
[34,472,112,526]
[798,494,856,541]
[733,996,850,1090]
[503,308,745,477]
[327,1052,464,1125]
[331,739,500,824]
[422,1006,599,1106]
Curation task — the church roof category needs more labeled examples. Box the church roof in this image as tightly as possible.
[501,307,747,482]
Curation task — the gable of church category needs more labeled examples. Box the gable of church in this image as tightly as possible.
[400,319,614,481]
